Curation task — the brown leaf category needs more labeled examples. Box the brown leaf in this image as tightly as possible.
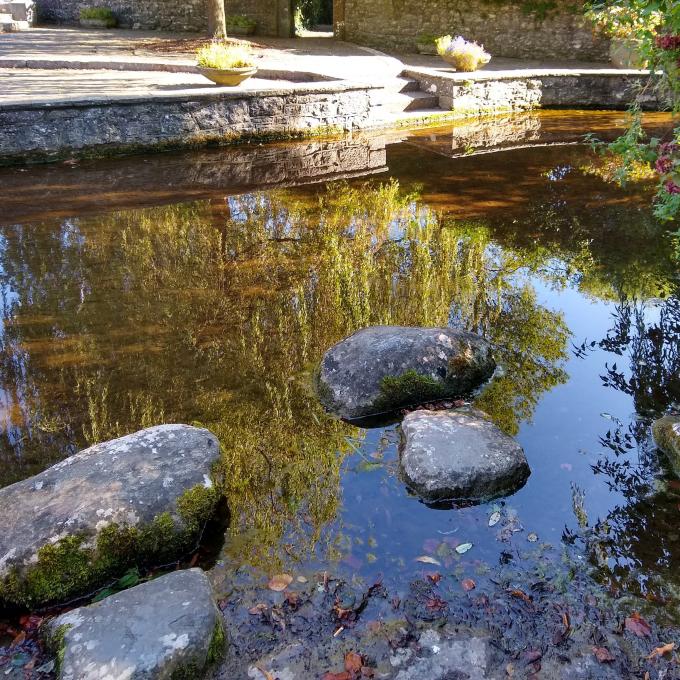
[415,555,441,566]
[248,603,268,615]
[427,572,442,585]
[593,647,615,663]
[268,574,293,592]
[461,578,476,592]
[509,589,532,603]
[646,642,675,660]
[10,631,26,648]
[322,673,351,680]
[254,667,275,680]
[625,612,652,638]
[345,651,363,673]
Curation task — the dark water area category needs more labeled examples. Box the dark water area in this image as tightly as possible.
[1,110,680,648]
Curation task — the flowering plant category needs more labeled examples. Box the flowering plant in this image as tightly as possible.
[435,35,491,72]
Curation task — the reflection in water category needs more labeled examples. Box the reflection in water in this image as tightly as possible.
[0,115,679,615]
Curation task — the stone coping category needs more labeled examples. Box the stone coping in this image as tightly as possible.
[0,76,377,111]
[402,65,654,83]
[0,56,337,82]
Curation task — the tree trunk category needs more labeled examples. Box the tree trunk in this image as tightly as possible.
[207,0,226,38]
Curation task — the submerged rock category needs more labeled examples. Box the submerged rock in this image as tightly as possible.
[399,409,530,503]
[316,326,496,420]
[393,629,503,679]
[0,424,221,607]
[47,568,224,680]
[652,415,680,475]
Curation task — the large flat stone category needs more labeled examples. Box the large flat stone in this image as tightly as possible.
[48,568,224,680]
[316,326,496,421]
[0,424,220,606]
[399,409,530,503]
[652,414,680,475]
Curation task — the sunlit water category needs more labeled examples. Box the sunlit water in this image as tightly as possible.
[1,111,679,623]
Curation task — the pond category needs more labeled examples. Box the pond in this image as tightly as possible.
[1,110,679,675]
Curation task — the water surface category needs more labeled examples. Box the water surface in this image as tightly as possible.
[1,110,679,624]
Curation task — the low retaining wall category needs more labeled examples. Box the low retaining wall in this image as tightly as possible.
[0,83,374,165]
[403,68,661,116]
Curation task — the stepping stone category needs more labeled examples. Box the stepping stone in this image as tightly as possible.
[316,326,496,421]
[47,568,224,680]
[652,414,680,475]
[399,408,530,503]
[0,424,221,607]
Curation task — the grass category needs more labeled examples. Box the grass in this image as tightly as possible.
[196,42,255,70]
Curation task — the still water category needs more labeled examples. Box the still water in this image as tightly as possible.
[1,111,679,623]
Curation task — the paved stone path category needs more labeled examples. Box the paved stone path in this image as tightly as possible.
[0,26,624,106]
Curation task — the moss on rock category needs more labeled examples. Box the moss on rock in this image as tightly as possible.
[0,484,219,608]
[374,369,447,412]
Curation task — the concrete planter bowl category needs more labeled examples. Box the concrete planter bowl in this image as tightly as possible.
[439,52,489,72]
[609,39,648,69]
[198,66,258,86]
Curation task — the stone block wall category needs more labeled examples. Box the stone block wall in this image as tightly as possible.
[35,0,293,34]
[340,0,609,61]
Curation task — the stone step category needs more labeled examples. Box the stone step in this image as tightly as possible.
[379,77,422,94]
[0,18,29,30]
[373,90,440,113]
[0,12,12,20]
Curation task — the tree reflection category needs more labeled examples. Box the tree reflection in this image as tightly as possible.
[0,180,570,569]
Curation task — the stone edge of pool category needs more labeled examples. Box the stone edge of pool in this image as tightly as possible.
[0,61,662,166]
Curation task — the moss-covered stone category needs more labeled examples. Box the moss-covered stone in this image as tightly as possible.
[0,483,219,608]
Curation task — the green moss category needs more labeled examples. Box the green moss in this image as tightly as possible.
[374,369,446,412]
[44,623,72,676]
[207,620,226,664]
[0,483,220,608]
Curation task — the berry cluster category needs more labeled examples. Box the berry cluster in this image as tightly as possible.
[655,33,680,50]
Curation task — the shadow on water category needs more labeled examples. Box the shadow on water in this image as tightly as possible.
[0,111,680,652]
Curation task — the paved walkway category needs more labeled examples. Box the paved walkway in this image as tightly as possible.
[0,26,628,105]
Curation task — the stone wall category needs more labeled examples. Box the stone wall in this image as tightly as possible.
[340,0,609,61]
[35,0,293,34]
[0,85,374,165]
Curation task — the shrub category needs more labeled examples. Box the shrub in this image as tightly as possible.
[416,33,438,46]
[196,42,255,70]
[79,6,117,26]
[436,35,491,72]
[225,14,256,29]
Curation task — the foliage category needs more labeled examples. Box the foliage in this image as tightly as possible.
[436,35,491,72]
[584,0,680,222]
[416,32,439,46]
[79,6,116,26]
[225,14,256,29]
[295,0,331,31]
[196,41,254,69]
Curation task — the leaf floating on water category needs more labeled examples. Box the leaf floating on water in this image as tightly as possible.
[248,603,268,615]
[592,647,615,663]
[267,574,293,592]
[625,612,652,638]
[456,542,473,554]
[646,642,675,659]
[461,578,476,591]
[527,532,538,542]
[415,555,441,565]
[600,412,614,420]
[297,576,308,583]
[488,511,501,527]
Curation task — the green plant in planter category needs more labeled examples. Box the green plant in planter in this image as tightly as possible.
[79,7,117,27]
[196,42,254,70]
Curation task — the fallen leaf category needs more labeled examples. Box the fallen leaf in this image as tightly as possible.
[322,673,351,680]
[625,612,652,638]
[415,555,441,565]
[10,631,26,647]
[248,603,268,615]
[488,511,501,527]
[462,578,476,592]
[297,576,308,583]
[345,652,363,673]
[427,572,442,584]
[523,649,542,665]
[509,589,532,604]
[456,542,473,554]
[593,647,615,663]
[254,667,275,680]
[646,642,675,660]
[527,532,538,542]
[268,574,293,592]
